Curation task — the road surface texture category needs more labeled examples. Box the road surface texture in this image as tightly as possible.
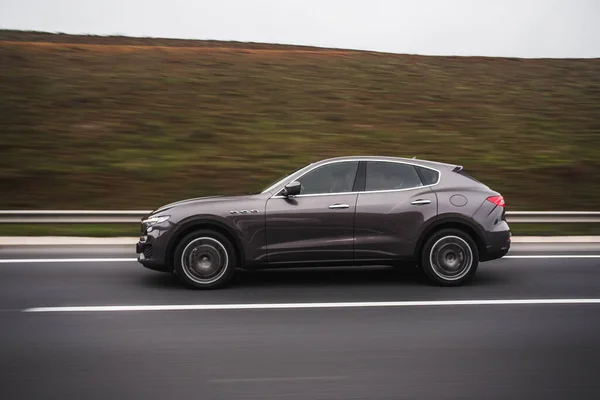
[1,243,599,399]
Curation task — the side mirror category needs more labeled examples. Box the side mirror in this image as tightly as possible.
[281,181,301,197]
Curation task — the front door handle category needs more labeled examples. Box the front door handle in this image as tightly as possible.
[329,204,350,209]
[411,199,432,205]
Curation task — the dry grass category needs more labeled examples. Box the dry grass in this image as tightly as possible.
[1,31,599,210]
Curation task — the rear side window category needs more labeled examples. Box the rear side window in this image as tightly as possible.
[415,166,440,186]
[365,162,423,191]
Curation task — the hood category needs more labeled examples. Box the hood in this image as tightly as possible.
[152,195,250,214]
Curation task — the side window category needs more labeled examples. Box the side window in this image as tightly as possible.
[297,162,359,195]
[415,166,440,186]
[365,162,423,191]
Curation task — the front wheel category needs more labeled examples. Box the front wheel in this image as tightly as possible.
[420,229,479,286]
[174,230,237,289]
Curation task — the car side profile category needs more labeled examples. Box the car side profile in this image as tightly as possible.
[136,156,511,288]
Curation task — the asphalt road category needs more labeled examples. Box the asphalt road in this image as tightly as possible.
[1,243,599,399]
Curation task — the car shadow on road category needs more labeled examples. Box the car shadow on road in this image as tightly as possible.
[138,266,426,289]
[234,265,430,288]
[236,266,508,288]
[139,265,506,290]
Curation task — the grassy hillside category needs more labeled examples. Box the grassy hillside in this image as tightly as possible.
[1,31,599,210]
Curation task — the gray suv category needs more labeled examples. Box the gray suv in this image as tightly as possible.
[136,156,511,288]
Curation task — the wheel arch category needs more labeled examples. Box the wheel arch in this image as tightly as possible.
[165,216,245,270]
[415,215,486,260]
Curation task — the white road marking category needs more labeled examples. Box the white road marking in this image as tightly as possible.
[23,299,600,313]
[0,258,137,263]
[209,376,348,384]
[511,236,600,243]
[504,255,600,259]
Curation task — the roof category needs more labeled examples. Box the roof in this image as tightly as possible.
[313,156,458,170]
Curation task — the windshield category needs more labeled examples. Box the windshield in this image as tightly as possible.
[260,163,311,193]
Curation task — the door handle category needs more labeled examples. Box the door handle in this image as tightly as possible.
[329,204,350,209]
[411,199,432,205]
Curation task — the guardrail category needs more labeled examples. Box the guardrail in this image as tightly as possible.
[506,211,600,224]
[0,210,599,224]
[0,210,150,224]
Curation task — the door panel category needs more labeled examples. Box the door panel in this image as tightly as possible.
[354,188,437,261]
[266,193,358,264]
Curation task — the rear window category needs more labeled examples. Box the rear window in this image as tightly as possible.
[415,166,439,186]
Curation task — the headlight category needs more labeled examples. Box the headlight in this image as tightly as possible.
[142,215,170,226]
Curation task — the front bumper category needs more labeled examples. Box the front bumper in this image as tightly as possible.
[136,221,174,272]
[136,241,171,272]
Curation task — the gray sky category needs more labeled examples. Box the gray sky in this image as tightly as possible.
[1,0,599,58]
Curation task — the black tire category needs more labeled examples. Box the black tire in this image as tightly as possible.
[420,228,479,286]
[173,230,237,289]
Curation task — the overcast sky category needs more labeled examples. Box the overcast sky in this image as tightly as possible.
[1,0,599,58]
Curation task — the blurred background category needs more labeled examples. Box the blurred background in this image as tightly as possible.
[0,0,599,224]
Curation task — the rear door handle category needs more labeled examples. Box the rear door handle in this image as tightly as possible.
[329,204,350,209]
[411,199,432,205]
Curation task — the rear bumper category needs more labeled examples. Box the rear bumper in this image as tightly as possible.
[480,229,511,261]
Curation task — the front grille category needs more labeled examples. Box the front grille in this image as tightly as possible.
[143,246,153,259]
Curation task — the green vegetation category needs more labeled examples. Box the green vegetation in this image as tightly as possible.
[1,30,599,211]
[0,224,139,237]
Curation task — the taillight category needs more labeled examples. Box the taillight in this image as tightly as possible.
[487,195,505,207]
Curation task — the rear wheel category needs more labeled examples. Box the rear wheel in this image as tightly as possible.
[174,230,237,289]
[420,228,479,286]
